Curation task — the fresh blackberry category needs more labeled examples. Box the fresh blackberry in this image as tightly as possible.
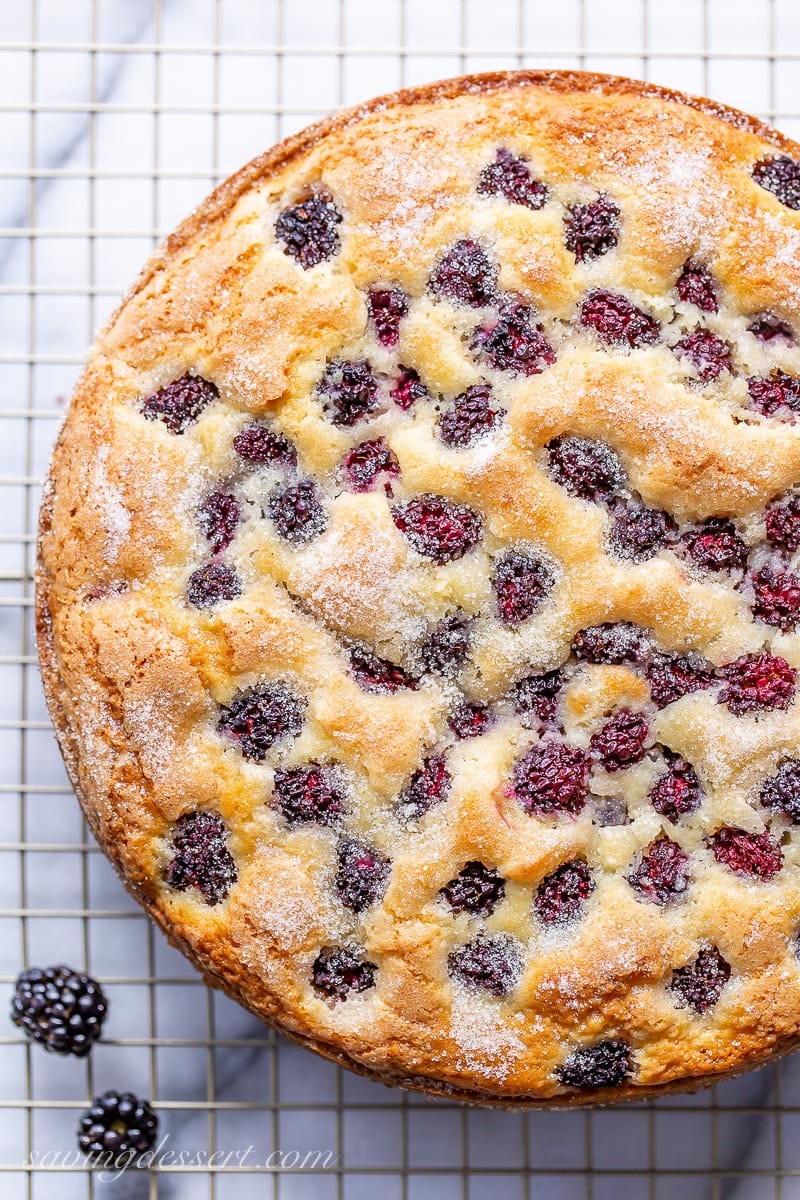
[165,810,237,906]
[471,302,555,376]
[268,479,327,542]
[679,518,748,573]
[746,370,800,419]
[398,754,451,821]
[368,285,409,347]
[142,373,218,434]
[752,155,800,209]
[627,834,690,905]
[275,187,342,268]
[316,358,379,427]
[649,751,702,823]
[669,946,731,1014]
[335,838,391,913]
[447,932,523,996]
[511,737,588,817]
[547,435,626,504]
[273,763,346,827]
[349,645,418,694]
[11,965,107,1058]
[671,328,733,382]
[218,681,306,760]
[564,195,620,262]
[311,945,377,1002]
[557,1040,633,1091]
[572,621,651,665]
[512,669,564,729]
[419,613,472,675]
[439,383,505,447]
[676,260,718,313]
[533,859,594,926]
[646,652,715,709]
[717,651,796,716]
[186,562,241,610]
[77,1091,158,1163]
[492,550,554,625]
[750,564,800,632]
[233,423,297,469]
[588,708,650,772]
[439,861,505,917]
[760,758,800,823]
[392,494,483,562]
[448,699,494,740]
[477,147,548,209]
[580,289,660,348]
[428,239,498,307]
[710,826,783,879]
[748,314,794,342]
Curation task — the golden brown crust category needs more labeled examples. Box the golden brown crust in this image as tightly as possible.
[36,69,800,1106]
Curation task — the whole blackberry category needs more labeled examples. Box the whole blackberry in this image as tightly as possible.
[419,613,472,676]
[679,518,748,574]
[511,737,588,817]
[580,289,660,348]
[557,1040,632,1091]
[671,328,733,382]
[676,260,718,313]
[492,549,554,624]
[186,562,241,610]
[627,834,690,906]
[547,435,626,504]
[234,422,297,469]
[448,699,494,740]
[77,1091,158,1163]
[572,621,651,665]
[564,195,620,262]
[342,438,399,493]
[275,187,342,268]
[765,495,800,555]
[588,708,650,772]
[471,303,555,376]
[11,965,107,1057]
[428,239,498,307]
[717,651,796,716]
[312,945,377,1002]
[608,501,676,562]
[165,810,237,906]
[335,838,391,913]
[512,669,564,729]
[447,932,523,996]
[268,479,327,542]
[368,285,409,347]
[649,751,702,823]
[646,652,715,709]
[710,826,783,879]
[477,147,548,209]
[392,494,483,563]
[760,758,800,823]
[534,859,594,926]
[218,681,306,761]
[316,358,379,427]
[142,373,218,434]
[439,383,505,447]
[273,763,346,827]
[750,564,800,632]
[439,861,505,917]
[747,370,800,419]
[669,946,730,1014]
[197,491,240,554]
[349,644,418,694]
[752,155,800,209]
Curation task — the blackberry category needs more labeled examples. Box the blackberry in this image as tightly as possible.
[511,738,588,817]
[760,758,800,823]
[589,708,649,772]
[316,358,379,427]
[428,239,498,308]
[11,965,107,1058]
[342,438,400,493]
[557,1040,632,1091]
[311,945,377,1002]
[165,810,237,906]
[748,313,794,342]
[349,645,418,694]
[439,861,505,917]
[186,562,241,610]
[392,494,483,562]
[268,479,327,542]
[627,834,690,905]
[580,289,660,348]
[419,613,472,675]
[275,187,342,268]
[477,147,548,209]
[646,652,715,709]
[679,518,748,573]
[77,1091,158,1163]
[448,699,494,740]
[234,423,297,469]
[218,681,306,761]
[335,838,391,913]
[447,933,523,996]
[492,549,554,625]
[398,754,450,821]
[717,651,796,716]
[752,155,800,209]
[142,373,217,434]
[669,946,731,1014]
[649,751,702,823]
[608,501,676,562]
[197,491,240,554]
[533,859,594,926]
[439,383,504,448]
[391,366,428,410]
[710,826,783,879]
[671,328,733,382]
[547,435,626,503]
[512,669,564,729]
[564,195,620,262]
[572,621,651,665]
[676,260,718,313]
[765,495,800,554]
[747,370,800,419]
[471,302,555,376]
[273,763,346,827]
[368,285,409,347]
[750,564,800,632]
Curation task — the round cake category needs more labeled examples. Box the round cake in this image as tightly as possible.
[37,70,800,1105]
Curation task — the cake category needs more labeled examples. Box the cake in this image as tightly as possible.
[36,70,800,1105]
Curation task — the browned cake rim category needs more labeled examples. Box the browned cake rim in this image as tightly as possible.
[35,68,800,1108]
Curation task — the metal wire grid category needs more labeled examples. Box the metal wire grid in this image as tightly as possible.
[2,0,800,1197]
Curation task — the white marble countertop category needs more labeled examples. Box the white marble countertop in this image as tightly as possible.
[2,1,800,1197]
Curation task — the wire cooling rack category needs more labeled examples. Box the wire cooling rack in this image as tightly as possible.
[4,0,800,1197]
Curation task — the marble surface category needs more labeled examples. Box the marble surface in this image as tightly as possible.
[2,1,800,1196]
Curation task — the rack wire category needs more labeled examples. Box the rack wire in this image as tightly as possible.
[2,0,800,1197]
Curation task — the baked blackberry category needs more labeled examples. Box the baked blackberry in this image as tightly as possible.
[11,965,108,1057]
[557,1041,633,1091]
[77,1091,158,1162]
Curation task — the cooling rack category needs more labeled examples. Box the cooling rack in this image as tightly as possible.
[2,0,800,1196]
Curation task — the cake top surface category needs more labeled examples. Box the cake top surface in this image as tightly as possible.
[37,70,800,1103]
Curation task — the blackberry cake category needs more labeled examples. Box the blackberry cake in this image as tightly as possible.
[36,71,800,1105]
